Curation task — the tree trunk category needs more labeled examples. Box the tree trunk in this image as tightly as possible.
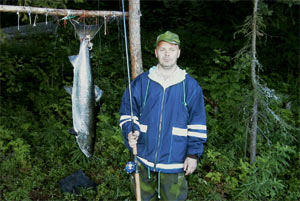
[129,0,143,79]
[250,0,259,164]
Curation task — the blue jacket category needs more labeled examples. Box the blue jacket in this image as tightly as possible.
[120,66,207,173]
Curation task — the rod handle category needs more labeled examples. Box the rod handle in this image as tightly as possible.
[133,145,141,201]
[135,171,141,201]
[133,146,137,156]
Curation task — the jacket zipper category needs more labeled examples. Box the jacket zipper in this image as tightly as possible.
[154,88,166,171]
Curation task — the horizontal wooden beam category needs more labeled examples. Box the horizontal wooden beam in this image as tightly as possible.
[0,5,128,17]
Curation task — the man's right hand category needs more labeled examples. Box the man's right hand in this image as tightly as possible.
[128,131,140,149]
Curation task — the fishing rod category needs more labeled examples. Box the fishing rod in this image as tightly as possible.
[121,0,141,201]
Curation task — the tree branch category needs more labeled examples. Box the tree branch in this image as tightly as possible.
[0,5,128,17]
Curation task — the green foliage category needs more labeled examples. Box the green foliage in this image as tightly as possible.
[234,143,296,200]
[17,0,68,8]
[0,29,7,44]
[198,49,252,153]
[187,143,299,201]
[0,0,299,200]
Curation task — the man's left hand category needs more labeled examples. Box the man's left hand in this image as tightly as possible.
[184,156,198,175]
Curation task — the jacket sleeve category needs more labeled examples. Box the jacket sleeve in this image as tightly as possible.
[186,84,207,158]
[119,80,141,150]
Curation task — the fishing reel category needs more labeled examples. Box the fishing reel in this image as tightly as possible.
[124,161,136,174]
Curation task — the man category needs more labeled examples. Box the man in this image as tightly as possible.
[120,31,207,200]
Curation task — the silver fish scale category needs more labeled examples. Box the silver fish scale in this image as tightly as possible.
[71,39,95,158]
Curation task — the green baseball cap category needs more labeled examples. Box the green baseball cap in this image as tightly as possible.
[156,31,180,47]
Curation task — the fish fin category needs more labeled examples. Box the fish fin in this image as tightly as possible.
[68,55,78,68]
[68,128,77,136]
[64,86,72,96]
[94,85,103,103]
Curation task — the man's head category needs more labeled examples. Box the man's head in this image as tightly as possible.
[155,31,181,69]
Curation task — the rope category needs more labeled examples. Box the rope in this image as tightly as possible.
[17,11,20,30]
[28,9,31,25]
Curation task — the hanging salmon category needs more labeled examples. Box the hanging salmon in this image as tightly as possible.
[65,23,103,158]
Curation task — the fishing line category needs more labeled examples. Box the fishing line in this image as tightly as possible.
[97,0,102,52]
[116,15,124,54]
[121,3,141,199]
[121,1,140,191]
[96,0,100,78]
[118,17,127,83]
[97,0,100,27]
[118,0,127,88]
[121,0,134,121]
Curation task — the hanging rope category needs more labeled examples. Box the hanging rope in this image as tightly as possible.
[17,11,20,30]
[28,9,31,25]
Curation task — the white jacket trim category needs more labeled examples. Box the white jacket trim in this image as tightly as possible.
[188,131,207,139]
[140,124,148,133]
[119,115,140,128]
[138,156,184,169]
[187,124,207,130]
[172,127,188,137]
[120,115,139,121]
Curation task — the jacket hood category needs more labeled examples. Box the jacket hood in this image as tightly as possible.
[148,66,187,89]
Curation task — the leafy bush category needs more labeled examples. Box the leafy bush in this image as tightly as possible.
[0,1,299,200]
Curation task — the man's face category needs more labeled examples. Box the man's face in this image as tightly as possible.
[155,41,181,69]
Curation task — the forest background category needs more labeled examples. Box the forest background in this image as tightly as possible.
[0,0,299,200]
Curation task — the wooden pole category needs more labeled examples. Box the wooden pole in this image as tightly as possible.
[129,0,143,79]
[0,5,128,17]
[133,145,141,201]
